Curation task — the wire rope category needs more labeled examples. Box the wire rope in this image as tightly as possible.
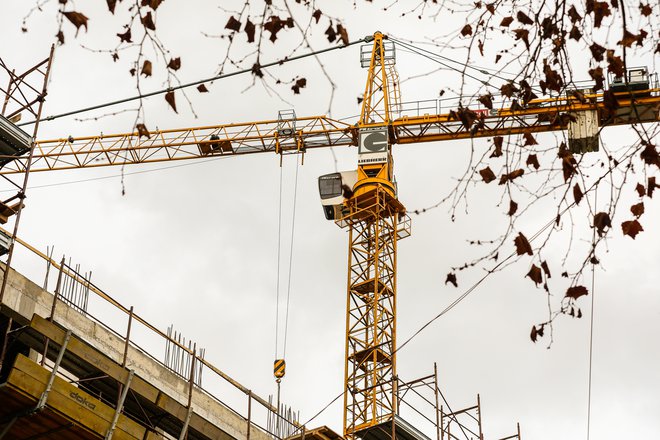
[275,164,284,360]
[282,154,300,358]
[586,191,597,440]
[18,37,368,127]
[389,37,517,85]
[390,39,492,86]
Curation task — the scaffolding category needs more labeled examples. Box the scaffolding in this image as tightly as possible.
[0,227,303,440]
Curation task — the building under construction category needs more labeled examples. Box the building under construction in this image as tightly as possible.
[1,31,659,440]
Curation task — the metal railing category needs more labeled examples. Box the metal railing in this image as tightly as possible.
[1,225,303,440]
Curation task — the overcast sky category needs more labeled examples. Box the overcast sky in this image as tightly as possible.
[2,2,659,439]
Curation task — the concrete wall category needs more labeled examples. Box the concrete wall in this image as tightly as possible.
[0,264,271,440]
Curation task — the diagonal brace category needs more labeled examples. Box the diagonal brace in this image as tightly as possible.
[36,329,71,410]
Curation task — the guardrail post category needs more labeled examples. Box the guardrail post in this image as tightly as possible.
[246,391,252,440]
[41,256,65,366]
[0,317,12,370]
[178,344,196,440]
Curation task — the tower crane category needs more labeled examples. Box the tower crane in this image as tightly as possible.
[0,32,658,440]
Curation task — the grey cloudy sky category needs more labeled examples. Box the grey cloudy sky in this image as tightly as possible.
[2,2,659,439]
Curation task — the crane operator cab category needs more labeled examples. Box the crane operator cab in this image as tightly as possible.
[318,170,358,220]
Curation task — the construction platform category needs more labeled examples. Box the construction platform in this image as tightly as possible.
[0,259,292,440]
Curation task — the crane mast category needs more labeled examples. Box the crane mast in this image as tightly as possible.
[339,32,406,438]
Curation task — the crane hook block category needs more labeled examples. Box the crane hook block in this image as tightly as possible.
[274,359,286,379]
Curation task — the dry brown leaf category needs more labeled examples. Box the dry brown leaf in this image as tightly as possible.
[225,15,241,32]
[337,24,349,45]
[479,167,496,183]
[593,212,612,236]
[513,28,530,48]
[590,1,612,28]
[639,3,652,16]
[325,23,337,42]
[141,60,152,77]
[526,154,540,170]
[618,30,638,48]
[523,132,537,146]
[573,183,583,205]
[499,169,524,185]
[478,93,493,109]
[141,11,156,30]
[589,66,605,91]
[640,142,659,168]
[607,50,625,77]
[167,57,181,71]
[508,199,518,216]
[136,123,150,139]
[117,28,132,43]
[500,82,518,98]
[245,19,256,43]
[445,273,458,288]
[589,43,606,61]
[517,11,534,25]
[568,5,582,22]
[526,264,543,286]
[144,0,163,10]
[165,90,177,113]
[621,220,644,239]
[569,25,582,41]
[490,136,504,157]
[630,202,644,218]
[649,177,657,198]
[514,232,533,256]
[291,77,307,94]
[566,285,589,299]
[63,11,89,33]
[530,325,538,342]
[541,261,551,278]
[500,16,514,27]
[251,62,263,78]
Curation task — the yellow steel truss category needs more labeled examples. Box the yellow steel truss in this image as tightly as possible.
[0,31,657,440]
[337,188,409,437]
[359,33,396,126]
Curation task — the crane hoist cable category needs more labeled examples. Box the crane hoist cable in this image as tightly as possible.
[273,154,301,373]
[283,155,300,359]
[275,164,284,360]
[586,191,598,440]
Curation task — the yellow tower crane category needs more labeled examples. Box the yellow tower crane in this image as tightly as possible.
[1,32,659,440]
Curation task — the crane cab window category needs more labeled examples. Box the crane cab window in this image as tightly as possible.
[319,173,342,200]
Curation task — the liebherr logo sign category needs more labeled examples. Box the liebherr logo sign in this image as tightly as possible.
[358,128,388,165]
